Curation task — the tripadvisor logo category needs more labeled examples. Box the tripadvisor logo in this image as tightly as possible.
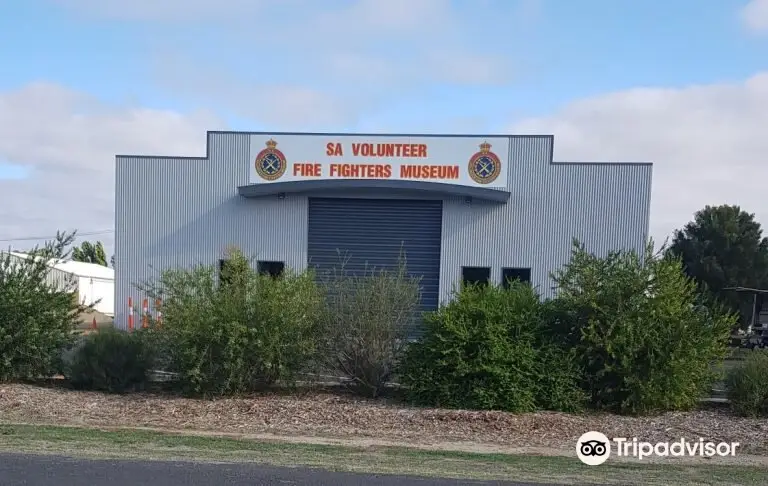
[576,431,739,465]
[577,431,611,465]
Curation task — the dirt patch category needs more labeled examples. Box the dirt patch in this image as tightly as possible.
[1,383,767,462]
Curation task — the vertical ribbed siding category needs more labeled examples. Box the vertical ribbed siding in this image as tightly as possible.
[439,136,652,303]
[114,133,309,329]
[115,132,653,327]
[5,254,76,293]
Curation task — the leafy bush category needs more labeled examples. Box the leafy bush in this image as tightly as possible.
[136,323,175,373]
[534,341,589,412]
[726,351,768,417]
[548,240,735,414]
[139,247,323,396]
[316,260,421,398]
[398,281,586,413]
[0,232,86,382]
[67,327,154,393]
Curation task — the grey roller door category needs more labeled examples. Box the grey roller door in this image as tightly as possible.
[307,198,443,318]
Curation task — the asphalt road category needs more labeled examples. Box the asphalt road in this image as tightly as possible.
[0,453,560,486]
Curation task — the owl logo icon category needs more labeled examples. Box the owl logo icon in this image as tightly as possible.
[576,431,611,465]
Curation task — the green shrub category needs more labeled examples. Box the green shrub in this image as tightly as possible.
[548,240,735,414]
[139,247,323,396]
[534,343,589,412]
[726,351,768,417]
[0,232,85,382]
[316,260,421,398]
[67,327,153,393]
[136,323,175,372]
[398,281,586,413]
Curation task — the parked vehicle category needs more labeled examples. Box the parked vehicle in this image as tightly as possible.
[724,287,768,349]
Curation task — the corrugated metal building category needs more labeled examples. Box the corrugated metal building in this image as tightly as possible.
[4,252,115,317]
[114,131,652,329]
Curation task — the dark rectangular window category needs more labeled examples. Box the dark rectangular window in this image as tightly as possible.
[502,268,531,288]
[462,266,490,286]
[258,260,285,278]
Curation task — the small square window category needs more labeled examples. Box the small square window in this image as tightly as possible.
[258,261,285,278]
[502,268,531,288]
[462,266,490,286]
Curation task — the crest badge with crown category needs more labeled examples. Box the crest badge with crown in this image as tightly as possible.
[468,141,501,184]
[254,138,287,181]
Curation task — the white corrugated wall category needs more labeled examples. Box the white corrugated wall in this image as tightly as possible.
[77,276,115,316]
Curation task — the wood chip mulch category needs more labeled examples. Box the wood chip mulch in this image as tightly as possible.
[1,384,766,455]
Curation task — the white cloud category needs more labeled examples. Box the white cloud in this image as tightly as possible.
[0,82,222,256]
[148,54,355,128]
[58,0,452,31]
[5,71,768,256]
[423,50,512,85]
[61,0,518,114]
[291,0,517,86]
[320,0,455,34]
[741,0,768,33]
[509,72,768,246]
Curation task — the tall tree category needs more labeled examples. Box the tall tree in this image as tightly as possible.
[667,205,768,327]
[72,241,108,267]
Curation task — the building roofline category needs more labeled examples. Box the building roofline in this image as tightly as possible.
[115,130,653,167]
[213,130,554,138]
[5,251,114,279]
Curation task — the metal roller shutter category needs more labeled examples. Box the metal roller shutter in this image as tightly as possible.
[307,197,443,323]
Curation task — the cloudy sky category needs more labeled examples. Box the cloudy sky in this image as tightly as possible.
[1,0,767,258]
